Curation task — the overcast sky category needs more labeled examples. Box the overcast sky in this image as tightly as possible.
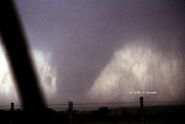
[10,0,185,104]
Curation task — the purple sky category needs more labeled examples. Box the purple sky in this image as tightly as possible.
[12,0,185,104]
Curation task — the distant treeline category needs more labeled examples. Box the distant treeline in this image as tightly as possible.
[0,105,185,124]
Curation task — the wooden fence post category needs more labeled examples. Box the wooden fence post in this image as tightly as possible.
[11,102,14,111]
[140,96,145,124]
[69,101,73,124]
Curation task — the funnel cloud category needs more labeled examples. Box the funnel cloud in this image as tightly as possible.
[0,43,57,105]
[88,41,185,102]
[1,0,184,105]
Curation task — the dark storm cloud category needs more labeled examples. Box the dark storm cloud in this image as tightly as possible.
[15,0,185,103]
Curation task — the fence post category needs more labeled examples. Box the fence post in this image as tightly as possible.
[10,102,14,123]
[69,101,73,124]
[11,102,14,111]
[140,96,145,124]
